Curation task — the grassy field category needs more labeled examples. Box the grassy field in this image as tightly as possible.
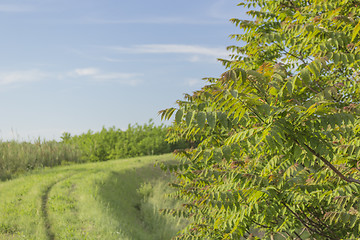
[0,154,186,240]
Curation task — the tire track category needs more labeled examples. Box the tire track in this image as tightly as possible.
[41,173,78,240]
[41,181,57,240]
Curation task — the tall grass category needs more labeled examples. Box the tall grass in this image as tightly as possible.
[0,139,81,181]
[137,180,188,239]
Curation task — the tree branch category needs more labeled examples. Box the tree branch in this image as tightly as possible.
[293,231,304,240]
[293,139,360,185]
[281,201,336,240]
[274,43,308,65]
[299,207,338,238]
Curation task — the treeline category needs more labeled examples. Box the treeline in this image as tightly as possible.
[61,120,188,162]
[0,120,189,181]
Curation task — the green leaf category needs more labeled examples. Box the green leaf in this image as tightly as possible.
[333,52,340,64]
[300,68,311,84]
[352,21,360,42]
[293,145,302,160]
[286,79,293,95]
[236,68,247,84]
[159,108,175,120]
[185,111,194,126]
[213,148,223,163]
[230,70,237,82]
[230,90,238,98]
[218,112,228,129]
[207,112,216,129]
[175,109,183,124]
[222,145,231,161]
[238,68,247,84]
[196,112,206,129]
[308,60,321,78]
[269,87,278,96]
[346,53,355,64]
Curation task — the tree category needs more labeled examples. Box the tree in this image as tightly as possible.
[160,0,360,239]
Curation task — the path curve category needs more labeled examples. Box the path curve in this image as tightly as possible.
[41,173,77,240]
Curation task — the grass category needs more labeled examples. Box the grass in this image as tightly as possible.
[0,154,186,240]
[0,139,81,181]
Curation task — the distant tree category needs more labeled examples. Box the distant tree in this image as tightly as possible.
[60,132,71,141]
[160,0,360,239]
[61,120,190,162]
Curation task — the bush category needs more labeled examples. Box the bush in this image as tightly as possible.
[61,119,190,162]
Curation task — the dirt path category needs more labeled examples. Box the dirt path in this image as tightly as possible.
[41,174,77,240]
[41,181,57,240]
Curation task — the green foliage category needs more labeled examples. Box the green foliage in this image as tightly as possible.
[0,120,190,181]
[0,139,81,181]
[162,0,360,239]
[61,119,189,162]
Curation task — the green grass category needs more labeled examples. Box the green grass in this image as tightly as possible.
[0,154,186,240]
[0,139,81,181]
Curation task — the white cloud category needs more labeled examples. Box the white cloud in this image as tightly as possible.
[70,68,143,86]
[0,70,47,86]
[73,68,99,76]
[112,44,229,58]
[0,4,34,13]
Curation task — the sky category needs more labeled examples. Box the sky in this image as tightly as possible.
[0,0,248,141]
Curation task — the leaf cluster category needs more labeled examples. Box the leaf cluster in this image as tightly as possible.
[161,0,360,239]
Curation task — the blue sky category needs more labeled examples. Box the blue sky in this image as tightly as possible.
[0,0,248,141]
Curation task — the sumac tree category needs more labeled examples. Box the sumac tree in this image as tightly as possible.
[160,0,360,239]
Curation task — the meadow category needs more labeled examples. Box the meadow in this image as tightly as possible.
[0,154,186,240]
